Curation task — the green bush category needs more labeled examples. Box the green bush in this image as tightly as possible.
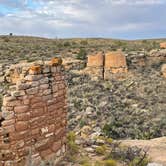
[129,157,149,166]
[67,131,79,154]
[79,156,91,166]
[3,36,10,42]
[80,40,88,45]
[66,131,79,162]
[103,159,117,166]
[96,145,107,155]
[106,138,113,144]
[63,41,71,47]
[67,131,76,143]
[76,48,87,60]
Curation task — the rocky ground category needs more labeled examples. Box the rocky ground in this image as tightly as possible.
[67,68,166,140]
[64,67,166,165]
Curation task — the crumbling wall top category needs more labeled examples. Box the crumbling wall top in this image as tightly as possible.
[105,51,127,68]
[87,52,104,67]
[4,57,63,84]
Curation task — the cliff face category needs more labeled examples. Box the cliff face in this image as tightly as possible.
[0,58,67,166]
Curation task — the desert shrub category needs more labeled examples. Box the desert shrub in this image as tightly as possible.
[0,94,3,112]
[114,40,123,47]
[94,161,103,166]
[67,131,76,143]
[103,159,117,166]
[72,41,77,45]
[66,131,79,161]
[80,40,88,45]
[129,156,149,166]
[152,41,159,49]
[57,42,63,48]
[79,119,86,128]
[111,47,117,51]
[2,36,10,42]
[106,138,113,144]
[79,156,91,166]
[63,41,71,47]
[106,143,149,166]
[76,48,87,60]
[96,145,107,155]
[103,115,162,140]
[81,163,91,166]
[142,40,147,44]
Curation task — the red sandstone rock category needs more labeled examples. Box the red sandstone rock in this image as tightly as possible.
[16,113,30,121]
[15,121,28,131]
[51,140,62,152]
[3,125,15,133]
[40,148,52,159]
[14,106,29,114]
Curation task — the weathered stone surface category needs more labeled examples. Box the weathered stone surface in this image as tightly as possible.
[0,59,67,166]
[87,52,104,67]
[14,106,29,114]
[29,65,41,75]
[15,121,28,131]
[160,42,166,49]
[85,51,128,80]
[161,64,166,78]
[105,51,127,73]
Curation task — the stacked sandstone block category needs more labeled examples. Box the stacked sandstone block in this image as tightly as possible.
[0,57,67,166]
[104,51,127,80]
[160,42,166,49]
[86,52,104,80]
[86,51,127,80]
[161,64,166,78]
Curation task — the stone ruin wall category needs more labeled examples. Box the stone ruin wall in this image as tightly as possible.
[85,52,104,80]
[0,58,67,166]
[85,51,128,80]
[104,51,127,80]
[160,42,166,49]
[161,64,166,78]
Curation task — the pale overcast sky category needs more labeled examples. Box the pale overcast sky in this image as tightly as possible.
[0,0,166,39]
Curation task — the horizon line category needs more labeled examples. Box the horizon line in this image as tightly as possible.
[0,34,166,41]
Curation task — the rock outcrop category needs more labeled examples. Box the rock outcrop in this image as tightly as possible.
[0,58,67,166]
